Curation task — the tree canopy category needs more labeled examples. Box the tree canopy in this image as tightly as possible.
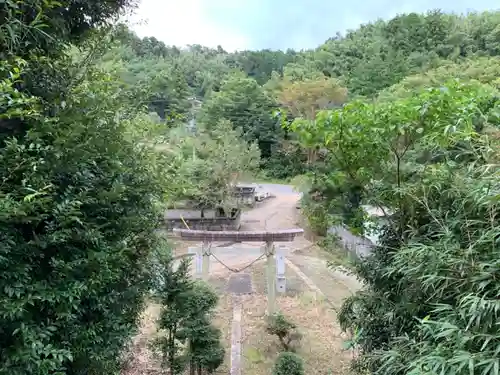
[288,78,500,375]
[2,3,500,375]
[90,10,500,178]
[1,1,172,374]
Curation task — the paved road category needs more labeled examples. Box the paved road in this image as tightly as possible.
[178,183,358,292]
[179,183,305,276]
[257,183,298,195]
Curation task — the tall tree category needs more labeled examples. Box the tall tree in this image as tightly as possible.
[288,81,500,375]
[0,2,170,374]
[165,120,260,211]
[198,74,278,158]
[274,74,347,163]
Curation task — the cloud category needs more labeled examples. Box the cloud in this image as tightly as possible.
[128,0,250,51]
[129,0,499,51]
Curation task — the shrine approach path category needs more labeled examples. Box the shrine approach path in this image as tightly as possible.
[207,184,361,295]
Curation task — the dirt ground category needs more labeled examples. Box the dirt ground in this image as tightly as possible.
[123,184,362,375]
[241,262,354,375]
[242,292,353,375]
[121,303,162,375]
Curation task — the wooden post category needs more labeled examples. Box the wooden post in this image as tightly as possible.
[265,241,276,315]
[202,241,210,281]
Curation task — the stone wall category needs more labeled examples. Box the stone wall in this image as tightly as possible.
[164,215,241,231]
[327,224,374,258]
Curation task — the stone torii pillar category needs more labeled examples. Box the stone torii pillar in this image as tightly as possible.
[173,228,303,314]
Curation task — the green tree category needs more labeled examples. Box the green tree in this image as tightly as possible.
[97,30,191,122]
[198,74,278,158]
[155,259,224,375]
[178,282,225,375]
[276,75,347,164]
[0,61,167,374]
[176,45,233,98]
[0,0,134,60]
[165,120,261,211]
[301,10,500,97]
[225,49,297,84]
[276,76,347,119]
[154,258,192,375]
[378,56,500,100]
[1,1,171,373]
[288,81,500,375]
[273,352,304,375]
[266,313,302,352]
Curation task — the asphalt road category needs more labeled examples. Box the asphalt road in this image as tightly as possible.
[255,183,302,197]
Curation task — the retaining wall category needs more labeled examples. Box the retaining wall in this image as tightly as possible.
[164,215,241,231]
[327,224,374,258]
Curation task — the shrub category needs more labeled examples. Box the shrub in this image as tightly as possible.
[0,64,166,375]
[181,281,225,375]
[273,352,305,375]
[265,312,302,351]
[262,142,308,180]
[155,262,225,375]
[288,81,500,374]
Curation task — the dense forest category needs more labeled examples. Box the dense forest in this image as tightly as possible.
[1,1,499,374]
[96,10,500,177]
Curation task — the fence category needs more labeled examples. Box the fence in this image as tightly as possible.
[327,224,374,258]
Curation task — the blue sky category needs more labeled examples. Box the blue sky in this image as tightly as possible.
[129,0,499,51]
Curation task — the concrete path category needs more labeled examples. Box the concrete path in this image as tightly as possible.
[174,183,361,293]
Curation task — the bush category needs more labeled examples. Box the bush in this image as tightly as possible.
[273,352,305,375]
[181,281,225,375]
[300,195,333,236]
[265,312,302,351]
[297,82,500,375]
[155,262,225,375]
[0,64,166,375]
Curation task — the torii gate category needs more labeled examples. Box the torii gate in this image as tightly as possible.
[173,228,303,314]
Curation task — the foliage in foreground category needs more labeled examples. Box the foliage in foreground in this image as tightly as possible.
[272,351,305,375]
[289,81,500,375]
[154,258,224,375]
[0,59,167,374]
[1,1,170,372]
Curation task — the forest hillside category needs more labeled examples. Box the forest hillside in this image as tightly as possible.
[98,10,500,176]
[1,3,499,375]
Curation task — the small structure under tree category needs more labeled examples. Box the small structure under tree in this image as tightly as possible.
[164,202,242,231]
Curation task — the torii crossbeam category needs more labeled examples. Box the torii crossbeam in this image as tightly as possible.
[173,228,304,314]
[173,228,303,242]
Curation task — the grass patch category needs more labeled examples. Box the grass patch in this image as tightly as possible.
[252,170,291,185]
[316,235,357,269]
[294,209,355,270]
[292,232,354,271]
[241,293,352,375]
[255,177,291,185]
[285,254,359,311]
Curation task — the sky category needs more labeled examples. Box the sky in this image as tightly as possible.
[128,0,499,52]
